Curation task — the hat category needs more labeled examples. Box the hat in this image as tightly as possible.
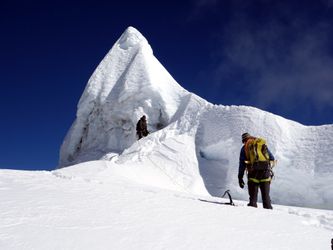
[242,133,251,143]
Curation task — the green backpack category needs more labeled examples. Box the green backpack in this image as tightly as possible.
[245,137,270,170]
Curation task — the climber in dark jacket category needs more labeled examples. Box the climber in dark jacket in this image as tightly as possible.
[136,115,149,140]
[238,132,275,209]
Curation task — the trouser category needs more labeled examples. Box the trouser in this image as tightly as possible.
[248,180,272,209]
[137,132,143,139]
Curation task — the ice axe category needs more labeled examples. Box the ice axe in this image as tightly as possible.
[222,190,235,206]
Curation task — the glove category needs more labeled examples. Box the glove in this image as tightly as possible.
[238,178,245,189]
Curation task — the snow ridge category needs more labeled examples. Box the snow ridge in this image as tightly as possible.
[60,27,188,167]
[59,27,333,210]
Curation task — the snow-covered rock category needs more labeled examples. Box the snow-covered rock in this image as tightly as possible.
[59,26,333,209]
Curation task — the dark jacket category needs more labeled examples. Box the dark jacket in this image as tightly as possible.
[238,145,274,179]
[136,117,149,138]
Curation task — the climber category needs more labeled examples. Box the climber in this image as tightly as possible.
[238,132,275,209]
[136,115,149,140]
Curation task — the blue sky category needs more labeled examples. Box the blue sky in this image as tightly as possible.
[1,0,333,170]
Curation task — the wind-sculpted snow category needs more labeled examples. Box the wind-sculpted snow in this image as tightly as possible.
[0,164,332,250]
[196,105,333,209]
[60,26,333,209]
[60,27,188,167]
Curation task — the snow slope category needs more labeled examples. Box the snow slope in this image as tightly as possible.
[59,26,333,210]
[0,162,332,250]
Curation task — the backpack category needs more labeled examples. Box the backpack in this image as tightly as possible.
[245,137,270,170]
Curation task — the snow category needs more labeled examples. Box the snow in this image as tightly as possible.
[59,26,333,210]
[197,105,333,209]
[1,26,333,249]
[60,26,188,167]
[0,162,332,250]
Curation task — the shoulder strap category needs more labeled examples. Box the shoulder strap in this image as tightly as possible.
[244,137,255,159]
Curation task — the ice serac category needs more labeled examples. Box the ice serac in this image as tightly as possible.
[59,26,333,208]
[197,105,333,209]
[59,27,189,167]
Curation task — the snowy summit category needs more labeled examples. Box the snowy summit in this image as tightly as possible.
[60,26,333,210]
[60,26,189,166]
[1,27,332,250]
